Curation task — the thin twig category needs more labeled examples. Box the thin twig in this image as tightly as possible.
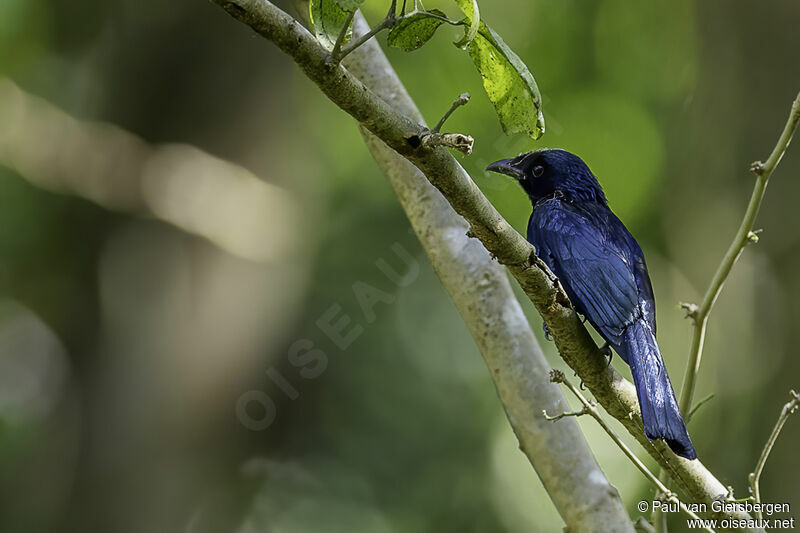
[329,9,356,64]
[209,3,766,525]
[652,469,670,533]
[655,90,800,532]
[635,517,657,533]
[677,90,800,416]
[687,394,715,423]
[331,3,463,64]
[545,370,714,532]
[542,406,588,421]
[748,390,800,519]
[335,16,393,62]
[432,92,470,132]
[335,6,398,63]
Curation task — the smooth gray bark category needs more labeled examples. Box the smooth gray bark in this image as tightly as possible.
[209,1,759,528]
[342,15,634,532]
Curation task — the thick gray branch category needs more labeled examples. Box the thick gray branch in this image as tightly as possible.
[209,0,758,527]
[342,15,633,531]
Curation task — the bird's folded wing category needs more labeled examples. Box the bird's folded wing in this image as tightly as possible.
[530,203,640,347]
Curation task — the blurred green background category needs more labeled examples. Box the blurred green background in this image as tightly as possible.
[0,0,798,531]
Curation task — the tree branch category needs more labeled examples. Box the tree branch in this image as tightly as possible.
[341,14,633,531]
[678,91,800,415]
[748,390,800,519]
[420,131,473,154]
[546,371,714,532]
[209,0,761,527]
[654,90,800,532]
[432,92,470,133]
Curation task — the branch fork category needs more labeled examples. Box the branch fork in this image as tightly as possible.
[420,92,474,154]
[209,2,791,527]
[545,370,712,531]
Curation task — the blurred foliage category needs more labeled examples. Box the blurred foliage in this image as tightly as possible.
[0,0,799,532]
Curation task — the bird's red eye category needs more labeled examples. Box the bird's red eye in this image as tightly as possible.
[533,165,545,177]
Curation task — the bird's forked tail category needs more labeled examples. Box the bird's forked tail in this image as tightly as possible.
[621,320,696,460]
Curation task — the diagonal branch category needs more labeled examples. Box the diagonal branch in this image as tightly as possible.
[341,14,632,531]
[208,0,760,527]
[546,371,714,532]
[678,91,800,415]
[748,390,800,519]
[655,92,799,533]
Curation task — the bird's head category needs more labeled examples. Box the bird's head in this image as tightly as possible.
[487,148,606,205]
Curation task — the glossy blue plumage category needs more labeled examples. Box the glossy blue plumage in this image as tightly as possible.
[488,149,696,460]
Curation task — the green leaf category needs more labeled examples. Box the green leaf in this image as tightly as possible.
[332,0,364,10]
[309,0,354,51]
[453,0,480,49]
[459,20,545,139]
[387,10,447,52]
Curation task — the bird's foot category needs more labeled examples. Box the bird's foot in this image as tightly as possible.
[599,342,613,366]
[542,323,552,341]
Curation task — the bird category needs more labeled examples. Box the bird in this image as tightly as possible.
[487,148,696,460]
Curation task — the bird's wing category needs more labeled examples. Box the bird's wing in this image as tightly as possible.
[528,200,645,348]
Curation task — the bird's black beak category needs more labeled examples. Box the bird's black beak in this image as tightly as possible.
[486,158,523,180]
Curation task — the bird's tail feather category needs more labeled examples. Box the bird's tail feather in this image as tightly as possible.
[621,321,696,460]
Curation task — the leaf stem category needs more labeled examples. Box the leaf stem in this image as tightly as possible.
[748,390,800,519]
[334,6,464,64]
[415,11,466,26]
[432,92,470,132]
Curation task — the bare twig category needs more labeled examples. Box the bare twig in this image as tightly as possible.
[341,13,635,532]
[542,406,588,421]
[748,390,800,519]
[650,91,800,532]
[419,93,473,154]
[678,91,800,416]
[545,370,714,532]
[329,9,356,64]
[333,0,407,63]
[335,15,394,62]
[635,517,657,533]
[652,501,668,533]
[209,2,762,526]
[432,92,470,133]
[687,394,715,423]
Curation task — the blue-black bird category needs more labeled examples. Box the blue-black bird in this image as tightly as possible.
[487,148,696,460]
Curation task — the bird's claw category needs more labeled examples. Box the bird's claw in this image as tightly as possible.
[599,342,613,366]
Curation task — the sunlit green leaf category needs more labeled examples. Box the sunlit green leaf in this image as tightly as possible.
[453,0,480,49]
[309,0,354,51]
[332,0,364,10]
[386,10,447,52]
[458,19,545,139]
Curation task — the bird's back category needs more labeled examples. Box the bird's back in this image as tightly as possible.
[528,196,696,459]
[527,197,655,354]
